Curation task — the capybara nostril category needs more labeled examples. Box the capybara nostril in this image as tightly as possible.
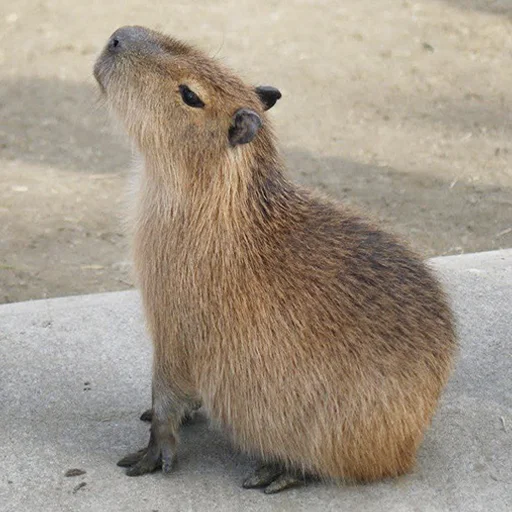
[108,36,120,50]
[107,26,151,52]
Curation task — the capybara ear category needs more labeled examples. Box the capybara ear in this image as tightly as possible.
[255,86,282,111]
[228,108,262,146]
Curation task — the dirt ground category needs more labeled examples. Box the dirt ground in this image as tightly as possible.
[1,0,511,304]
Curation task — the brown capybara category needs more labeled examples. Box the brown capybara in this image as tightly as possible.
[94,26,457,494]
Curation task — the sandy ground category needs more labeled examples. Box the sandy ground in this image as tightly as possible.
[1,0,511,304]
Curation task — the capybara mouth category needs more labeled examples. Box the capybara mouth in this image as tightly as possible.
[93,53,111,93]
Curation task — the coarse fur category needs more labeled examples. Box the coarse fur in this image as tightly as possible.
[94,26,457,484]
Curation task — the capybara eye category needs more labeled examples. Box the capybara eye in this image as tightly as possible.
[179,85,205,108]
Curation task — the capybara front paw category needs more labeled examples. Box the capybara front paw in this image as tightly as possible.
[117,444,175,476]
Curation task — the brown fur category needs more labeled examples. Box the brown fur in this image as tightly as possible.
[94,26,457,483]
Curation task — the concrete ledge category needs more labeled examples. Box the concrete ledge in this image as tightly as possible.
[1,250,511,511]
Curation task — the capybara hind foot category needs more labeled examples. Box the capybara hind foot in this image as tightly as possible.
[243,464,304,494]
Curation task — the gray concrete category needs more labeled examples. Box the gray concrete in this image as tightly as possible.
[0,250,511,512]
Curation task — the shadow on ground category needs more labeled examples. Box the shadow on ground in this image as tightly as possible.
[1,76,511,174]
[0,77,129,173]
[285,149,512,256]
[440,0,512,17]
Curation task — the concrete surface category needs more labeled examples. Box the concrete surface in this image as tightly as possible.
[0,250,511,512]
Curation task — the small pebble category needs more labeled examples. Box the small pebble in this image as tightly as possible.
[72,482,87,494]
[65,468,86,477]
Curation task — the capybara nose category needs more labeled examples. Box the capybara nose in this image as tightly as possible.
[107,26,150,52]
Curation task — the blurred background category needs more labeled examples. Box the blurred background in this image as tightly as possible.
[0,0,511,304]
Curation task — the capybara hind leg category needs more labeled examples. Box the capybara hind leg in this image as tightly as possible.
[243,463,304,493]
[243,464,283,488]
[264,473,304,494]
